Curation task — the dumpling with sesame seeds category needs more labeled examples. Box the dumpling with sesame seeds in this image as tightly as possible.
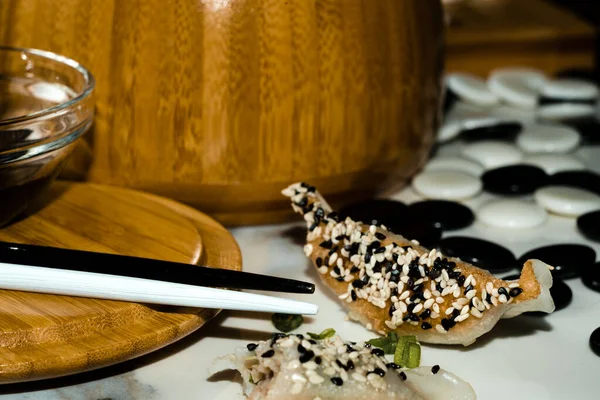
[281,182,555,346]
[209,332,477,399]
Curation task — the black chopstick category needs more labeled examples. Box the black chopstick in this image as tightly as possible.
[0,241,315,294]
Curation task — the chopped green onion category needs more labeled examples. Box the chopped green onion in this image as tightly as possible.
[271,313,304,332]
[394,335,420,367]
[307,328,336,340]
[366,332,399,354]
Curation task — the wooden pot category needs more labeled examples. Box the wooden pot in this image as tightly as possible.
[0,0,444,225]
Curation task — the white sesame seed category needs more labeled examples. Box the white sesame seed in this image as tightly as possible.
[432,290,441,297]
[436,324,447,334]
[424,298,435,309]
[292,374,307,383]
[366,323,373,330]
[318,266,328,274]
[303,361,318,370]
[369,225,377,234]
[492,288,499,297]
[466,290,477,300]
[436,297,444,304]
[456,297,469,306]
[442,270,450,281]
[499,294,508,303]
[471,277,477,286]
[399,302,408,313]
[431,312,439,318]
[455,313,470,322]
[445,307,455,315]
[349,351,359,360]
[509,282,520,288]
[491,296,499,307]
[413,304,424,314]
[400,276,409,283]
[418,266,426,277]
[303,244,313,257]
[309,374,324,384]
[453,287,461,298]
[441,286,452,296]
[452,302,462,310]
[430,281,437,291]
[461,305,470,315]
[471,308,483,318]
[399,291,410,301]
[353,372,367,382]
[423,289,432,300]
[291,383,303,394]
[339,293,349,300]
[447,279,457,287]
[323,367,336,376]
[433,303,440,313]
[280,337,295,347]
[486,282,493,293]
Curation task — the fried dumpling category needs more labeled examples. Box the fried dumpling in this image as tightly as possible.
[282,182,555,346]
[210,333,476,400]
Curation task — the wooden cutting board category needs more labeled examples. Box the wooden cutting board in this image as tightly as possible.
[0,182,242,383]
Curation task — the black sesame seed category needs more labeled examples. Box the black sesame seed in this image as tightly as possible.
[362,274,369,283]
[352,280,365,289]
[389,304,396,317]
[390,274,400,283]
[409,313,420,322]
[347,360,355,370]
[327,211,339,221]
[441,318,456,331]
[299,350,315,363]
[392,253,399,262]
[413,283,424,293]
[336,276,344,282]
[457,275,466,286]
[297,344,306,353]
[314,207,325,217]
[351,290,357,301]
[420,309,431,320]
[309,222,318,231]
[509,287,523,297]
[316,257,323,267]
[371,348,385,356]
[335,235,346,241]
[486,293,492,303]
[296,334,304,339]
[386,363,401,369]
[449,271,461,279]
[498,287,509,297]
[372,368,386,377]
[374,246,386,254]
[369,241,381,251]
[399,371,407,381]
[407,303,416,313]
[331,377,344,386]
[375,232,387,240]
[372,263,383,273]
[436,282,444,292]
[271,333,287,346]
[261,349,275,358]
[421,322,432,330]
[328,247,338,256]
[407,279,415,290]
[319,240,333,249]
[391,287,399,297]
[384,261,394,273]
[308,339,317,345]
[365,252,372,264]
[323,256,330,266]
[429,269,442,279]
[336,360,350,371]
[464,284,473,294]
[432,365,440,374]
[246,343,258,351]
[452,309,460,318]
[315,356,322,365]
[333,266,341,275]
[295,197,308,207]
[350,266,360,273]
[364,343,372,348]
[402,246,413,250]
[447,261,456,269]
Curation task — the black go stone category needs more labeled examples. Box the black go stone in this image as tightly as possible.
[481,164,548,195]
[544,170,600,196]
[590,327,600,357]
[561,117,600,145]
[555,68,600,84]
[577,210,600,243]
[518,244,596,280]
[438,236,517,273]
[504,273,572,315]
[460,122,523,142]
[582,262,600,293]
[339,199,408,228]
[397,217,442,249]
[407,200,475,231]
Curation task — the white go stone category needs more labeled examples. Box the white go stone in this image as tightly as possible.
[412,170,482,200]
[477,199,547,229]
[534,186,600,217]
[424,156,485,177]
[461,141,523,169]
[487,67,547,109]
[446,73,500,107]
[516,123,580,153]
[524,153,585,174]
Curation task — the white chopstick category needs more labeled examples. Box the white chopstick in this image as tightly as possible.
[0,262,318,315]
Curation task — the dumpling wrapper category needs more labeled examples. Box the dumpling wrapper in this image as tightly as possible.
[282,183,555,346]
[210,334,477,400]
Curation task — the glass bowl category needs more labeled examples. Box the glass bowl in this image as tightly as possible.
[0,46,95,227]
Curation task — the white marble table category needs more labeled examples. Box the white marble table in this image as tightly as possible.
[1,151,600,399]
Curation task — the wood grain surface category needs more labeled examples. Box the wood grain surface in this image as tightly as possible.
[444,0,595,76]
[0,0,444,225]
[0,182,242,383]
